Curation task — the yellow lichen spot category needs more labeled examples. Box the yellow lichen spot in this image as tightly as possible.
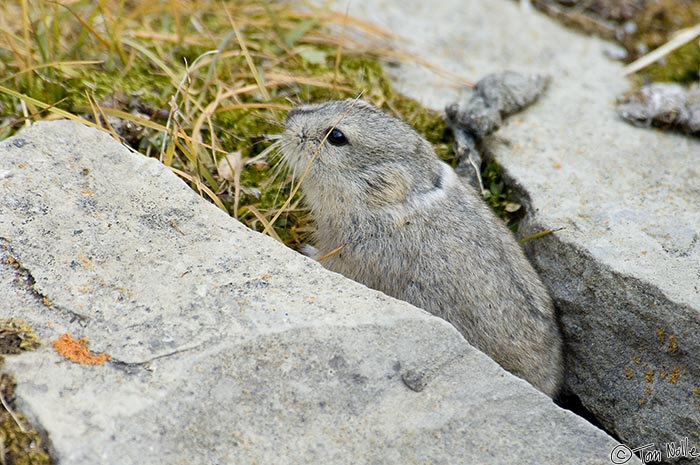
[656,328,665,341]
[6,256,20,269]
[51,333,111,365]
[660,371,667,379]
[667,335,679,354]
[644,370,654,383]
[42,296,52,307]
[669,367,681,384]
[693,387,700,396]
[80,256,95,271]
[646,385,652,394]
[639,397,648,406]
[632,355,642,365]
[625,367,634,380]
[81,189,94,197]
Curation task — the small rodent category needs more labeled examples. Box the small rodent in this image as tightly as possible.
[281,99,563,397]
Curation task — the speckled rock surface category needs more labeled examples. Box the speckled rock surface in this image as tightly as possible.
[0,121,627,464]
[338,0,700,461]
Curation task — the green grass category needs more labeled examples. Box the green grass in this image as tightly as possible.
[0,0,467,248]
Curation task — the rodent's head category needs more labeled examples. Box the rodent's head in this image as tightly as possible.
[281,99,443,213]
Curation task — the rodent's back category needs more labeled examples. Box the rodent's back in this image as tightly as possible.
[320,165,562,396]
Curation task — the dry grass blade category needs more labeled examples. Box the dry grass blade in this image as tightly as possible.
[169,166,227,211]
[519,228,564,244]
[224,4,271,101]
[0,60,103,84]
[19,0,33,88]
[317,243,346,262]
[0,389,25,434]
[624,23,700,76]
[334,3,351,85]
[246,205,283,242]
[0,84,102,130]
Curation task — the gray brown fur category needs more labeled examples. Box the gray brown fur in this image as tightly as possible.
[281,99,564,397]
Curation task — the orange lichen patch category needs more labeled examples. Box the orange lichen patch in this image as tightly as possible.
[51,333,111,365]
[81,189,94,197]
[42,296,53,307]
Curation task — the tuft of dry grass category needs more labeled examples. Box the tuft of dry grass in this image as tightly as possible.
[0,0,460,247]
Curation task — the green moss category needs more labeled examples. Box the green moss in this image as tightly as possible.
[0,372,52,465]
[481,161,522,228]
[0,319,41,355]
[643,42,700,83]
[0,321,52,464]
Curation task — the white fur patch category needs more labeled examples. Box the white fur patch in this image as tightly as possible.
[409,162,454,209]
[385,162,455,222]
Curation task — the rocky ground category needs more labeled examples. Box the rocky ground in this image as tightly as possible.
[0,121,628,464]
[1,0,698,464]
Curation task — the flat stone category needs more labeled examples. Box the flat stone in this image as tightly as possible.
[341,0,700,459]
[0,121,627,464]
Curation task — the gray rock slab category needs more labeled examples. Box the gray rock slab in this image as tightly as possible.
[0,121,627,464]
[340,0,700,460]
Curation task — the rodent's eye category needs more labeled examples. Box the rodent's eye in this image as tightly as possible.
[326,128,348,146]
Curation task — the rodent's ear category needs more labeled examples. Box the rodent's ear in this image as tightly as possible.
[361,166,412,207]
